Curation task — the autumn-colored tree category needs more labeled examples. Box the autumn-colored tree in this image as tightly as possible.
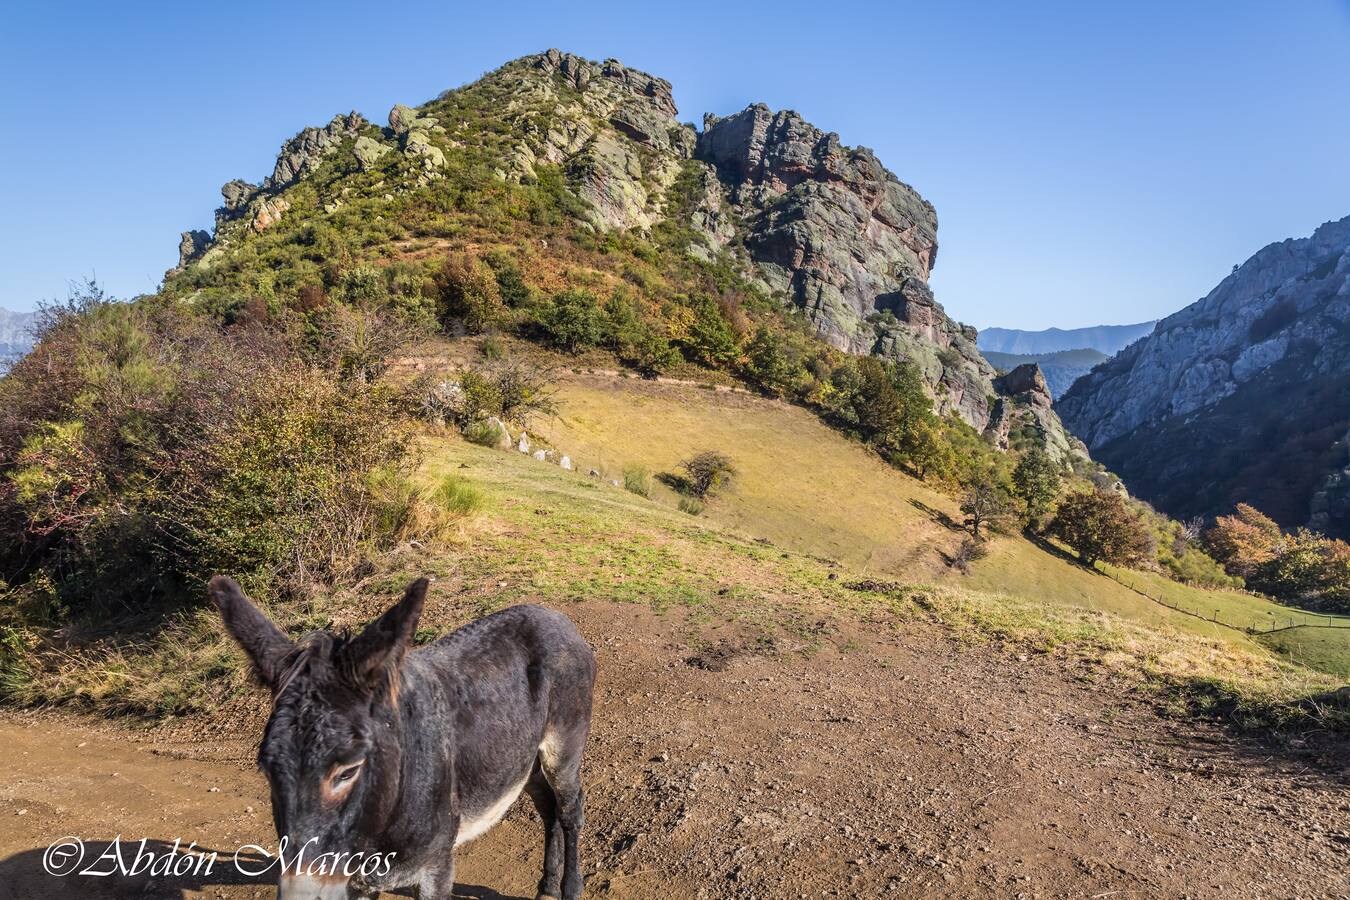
[1045,488,1153,568]
[435,252,504,333]
[1203,503,1284,579]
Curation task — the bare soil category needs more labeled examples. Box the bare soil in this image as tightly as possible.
[1,599,1347,899]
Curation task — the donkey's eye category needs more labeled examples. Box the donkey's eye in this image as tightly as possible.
[333,761,364,784]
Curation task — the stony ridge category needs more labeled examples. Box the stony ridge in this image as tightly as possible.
[169,49,1082,461]
[1057,215,1350,535]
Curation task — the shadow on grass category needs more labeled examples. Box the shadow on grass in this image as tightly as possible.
[908,499,963,532]
[1022,528,1096,571]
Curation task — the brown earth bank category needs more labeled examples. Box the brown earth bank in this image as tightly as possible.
[1,597,1347,900]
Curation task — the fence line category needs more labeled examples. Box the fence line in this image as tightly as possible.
[1107,572,1350,636]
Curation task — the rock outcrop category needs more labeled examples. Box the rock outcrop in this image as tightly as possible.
[1058,215,1350,536]
[696,104,937,352]
[165,49,1083,461]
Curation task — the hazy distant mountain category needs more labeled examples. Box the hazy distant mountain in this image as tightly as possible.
[0,308,38,373]
[978,321,1155,355]
[984,348,1108,399]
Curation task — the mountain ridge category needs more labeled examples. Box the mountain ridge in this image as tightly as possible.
[167,49,1084,462]
[978,321,1155,355]
[1057,215,1350,537]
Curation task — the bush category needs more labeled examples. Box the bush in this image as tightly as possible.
[0,294,416,614]
[455,359,557,427]
[678,496,704,516]
[463,419,505,446]
[537,289,605,353]
[622,464,652,498]
[1045,488,1153,568]
[680,451,736,499]
[950,537,988,574]
[435,252,504,333]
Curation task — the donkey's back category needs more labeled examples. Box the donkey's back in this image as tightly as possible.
[409,604,595,898]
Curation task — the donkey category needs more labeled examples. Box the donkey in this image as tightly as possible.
[208,575,595,900]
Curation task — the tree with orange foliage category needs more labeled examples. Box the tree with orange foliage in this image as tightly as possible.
[1203,503,1285,579]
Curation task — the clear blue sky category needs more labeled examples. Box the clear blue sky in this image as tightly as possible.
[3,1,1349,329]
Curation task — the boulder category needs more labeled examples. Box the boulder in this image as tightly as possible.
[221,179,258,212]
[177,230,211,268]
[517,432,531,454]
[560,455,573,471]
[353,136,391,171]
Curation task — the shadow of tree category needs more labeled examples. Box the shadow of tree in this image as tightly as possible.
[908,498,962,532]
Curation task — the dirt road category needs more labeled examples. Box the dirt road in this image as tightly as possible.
[1,599,1347,899]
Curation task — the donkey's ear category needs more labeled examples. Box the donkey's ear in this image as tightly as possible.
[208,575,293,688]
[341,578,428,694]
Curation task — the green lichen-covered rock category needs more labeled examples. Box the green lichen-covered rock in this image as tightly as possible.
[353,135,391,171]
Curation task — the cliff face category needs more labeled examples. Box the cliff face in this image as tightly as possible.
[169,49,1082,460]
[1057,216,1350,536]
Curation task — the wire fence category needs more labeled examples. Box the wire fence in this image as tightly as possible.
[1108,572,1350,637]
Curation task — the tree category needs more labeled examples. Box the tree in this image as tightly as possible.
[1250,529,1350,612]
[435,252,504,333]
[960,475,1015,540]
[1045,488,1153,568]
[538,289,605,353]
[680,451,737,499]
[1012,448,1062,527]
[1203,503,1285,579]
[683,295,739,367]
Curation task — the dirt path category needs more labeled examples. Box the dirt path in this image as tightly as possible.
[1,600,1347,899]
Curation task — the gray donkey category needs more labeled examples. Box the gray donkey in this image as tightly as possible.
[209,575,595,900]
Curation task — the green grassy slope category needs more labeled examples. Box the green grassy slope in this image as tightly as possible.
[511,368,1350,685]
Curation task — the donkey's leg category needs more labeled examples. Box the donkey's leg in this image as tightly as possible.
[540,730,587,900]
[524,760,565,900]
[417,851,456,900]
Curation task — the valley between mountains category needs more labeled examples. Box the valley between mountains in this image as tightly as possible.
[2,47,1349,900]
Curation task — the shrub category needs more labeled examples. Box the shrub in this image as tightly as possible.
[680,451,736,499]
[463,419,505,447]
[1045,488,1153,568]
[950,537,989,574]
[622,464,651,498]
[0,296,416,614]
[678,496,704,516]
[538,289,605,353]
[485,251,532,307]
[454,359,557,427]
[435,252,504,333]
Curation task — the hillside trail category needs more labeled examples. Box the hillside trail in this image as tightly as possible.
[1,598,1346,899]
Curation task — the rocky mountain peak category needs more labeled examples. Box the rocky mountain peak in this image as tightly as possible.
[1057,214,1350,535]
[165,49,1083,462]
